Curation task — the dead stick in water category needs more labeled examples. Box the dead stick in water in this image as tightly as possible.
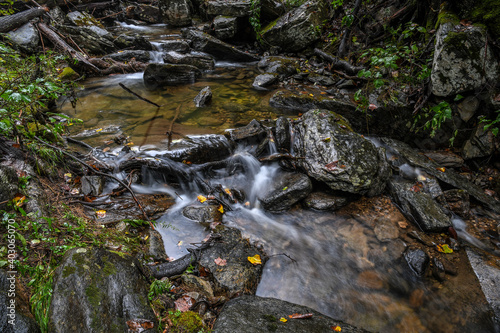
[166,104,182,149]
[119,83,161,108]
[34,136,155,229]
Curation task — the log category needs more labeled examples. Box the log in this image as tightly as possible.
[314,48,364,76]
[0,7,48,33]
[37,22,101,74]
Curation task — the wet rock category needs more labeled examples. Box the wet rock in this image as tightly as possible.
[182,29,259,62]
[259,172,312,212]
[114,34,154,51]
[260,0,327,52]
[0,165,18,210]
[49,247,156,332]
[252,73,278,90]
[303,192,350,211]
[148,229,168,260]
[105,50,152,63]
[157,40,191,53]
[443,189,470,218]
[81,175,104,196]
[466,248,500,329]
[194,86,213,107]
[274,117,291,152]
[307,72,335,86]
[58,67,79,81]
[130,4,160,23]
[160,134,233,163]
[381,137,500,214]
[159,0,192,26]
[183,204,222,222]
[59,24,116,55]
[206,0,251,17]
[257,56,300,78]
[373,217,399,242]
[291,110,391,196]
[213,295,367,332]
[260,0,285,21]
[67,11,111,38]
[1,269,41,333]
[432,257,446,282]
[421,150,464,168]
[199,227,265,296]
[457,96,480,122]
[164,51,215,70]
[404,248,429,277]
[431,22,498,97]
[7,22,39,53]
[462,125,496,159]
[181,275,214,298]
[225,119,266,142]
[144,63,201,88]
[387,177,451,232]
[212,15,238,40]
[408,230,435,247]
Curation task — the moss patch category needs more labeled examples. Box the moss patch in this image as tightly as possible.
[169,311,207,333]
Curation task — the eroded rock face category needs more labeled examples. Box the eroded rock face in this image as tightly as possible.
[160,134,233,163]
[291,110,391,196]
[257,56,300,78]
[49,247,156,333]
[259,172,312,212]
[213,295,368,332]
[199,227,265,297]
[205,0,251,17]
[431,22,498,97]
[163,51,215,70]
[105,50,152,63]
[260,0,328,52]
[159,0,193,26]
[212,15,238,40]
[144,63,201,88]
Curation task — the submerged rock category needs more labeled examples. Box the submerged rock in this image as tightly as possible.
[260,0,327,52]
[388,177,452,232]
[159,0,193,26]
[291,110,391,196]
[194,86,213,107]
[183,204,222,222]
[49,247,156,332]
[213,295,368,332]
[199,227,265,297]
[164,51,215,70]
[431,22,498,97]
[404,248,429,277]
[182,29,259,62]
[303,191,350,211]
[81,175,104,196]
[259,172,312,212]
[252,73,278,90]
[144,63,201,88]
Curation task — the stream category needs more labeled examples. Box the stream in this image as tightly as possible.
[59,23,497,333]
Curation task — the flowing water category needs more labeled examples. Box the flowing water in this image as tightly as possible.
[60,23,498,333]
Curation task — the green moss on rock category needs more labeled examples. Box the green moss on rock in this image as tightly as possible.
[169,311,207,333]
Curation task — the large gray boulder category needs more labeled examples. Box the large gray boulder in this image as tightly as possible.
[205,0,251,17]
[212,15,238,40]
[182,29,260,62]
[260,0,328,52]
[143,63,201,88]
[48,247,156,333]
[257,56,300,78]
[290,110,391,196]
[163,51,215,70]
[160,134,233,163]
[431,22,499,97]
[7,22,39,53]
[0,270,40,333]
[159,0,193,26]
[213,295,368,332]
[59,25,116,55]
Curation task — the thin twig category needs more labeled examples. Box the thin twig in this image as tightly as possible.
[34,136,155,229]
[119,83,161,107]
[166,104,182,149]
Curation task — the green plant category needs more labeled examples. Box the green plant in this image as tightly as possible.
[249,0,262,41]
[122,219,156,228]
[148,279,172,301]
[413,101,453,138]
[480,110,500,136]
[168,310,208,333]
[331,0,343,10]
[29,264,55,333]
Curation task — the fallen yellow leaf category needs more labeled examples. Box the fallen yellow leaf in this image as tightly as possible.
[248,254,262,265]
[197,195,207,203]
[280,317,287,323]
[436,244,453,254]
[96,210,106,218]
[332,325,342,332]
[218,204,224,214]
[436,167,446,172]
[95,128,103,132]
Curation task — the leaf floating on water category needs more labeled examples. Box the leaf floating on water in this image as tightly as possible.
[436,244,453,254]
[331,325,342,332]
[214,257,227,266]
[224,188,232,195]
[280,317,287,323]
[96,210,106,218]
[247,254,262,265]
[288,313,313,319]
[436,167,446,172]
[197,195,207,203]
[218,204,224,214]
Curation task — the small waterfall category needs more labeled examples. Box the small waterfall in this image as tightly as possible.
[150,42,164,63]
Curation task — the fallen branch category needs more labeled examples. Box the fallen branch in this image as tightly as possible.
[34,136,154,229]
[119,83,161,107]
[166,104,182,149]
[0,7,48,33]
[314,48,364,76]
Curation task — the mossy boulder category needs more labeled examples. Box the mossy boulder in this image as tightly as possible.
[168,311,207,333]
[431,21,499,97]
[58,67,79,81]
[48,247,156,333]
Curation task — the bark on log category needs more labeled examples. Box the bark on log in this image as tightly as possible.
[0,7,48,33]
[37,22,101,74]
[314,48,364,76]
